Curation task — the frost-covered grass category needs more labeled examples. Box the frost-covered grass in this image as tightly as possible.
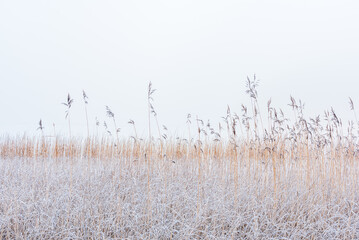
[2,80,359,238]
[1,156,359,239]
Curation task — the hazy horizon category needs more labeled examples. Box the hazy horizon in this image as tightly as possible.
[1,1,359,137]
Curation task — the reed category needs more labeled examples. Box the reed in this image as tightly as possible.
[82,90,90,137]
[1,80,359,239]
[62,93,73,139]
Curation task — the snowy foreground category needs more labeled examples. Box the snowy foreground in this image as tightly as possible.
[1,156,359,239]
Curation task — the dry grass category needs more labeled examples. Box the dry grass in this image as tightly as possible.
[1,80,359,239]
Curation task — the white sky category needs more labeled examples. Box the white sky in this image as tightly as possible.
[1,0,359,138]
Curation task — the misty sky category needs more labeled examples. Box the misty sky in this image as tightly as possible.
[1,1,359,138]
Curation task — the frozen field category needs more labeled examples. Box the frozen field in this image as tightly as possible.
[1,155,359,239]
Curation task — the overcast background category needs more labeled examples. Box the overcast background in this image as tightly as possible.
[0,0,358,138]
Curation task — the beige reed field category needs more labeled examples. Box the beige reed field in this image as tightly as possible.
[1,79,359,239]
